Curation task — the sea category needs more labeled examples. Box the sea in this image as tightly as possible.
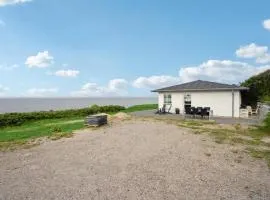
[0,97,157,114]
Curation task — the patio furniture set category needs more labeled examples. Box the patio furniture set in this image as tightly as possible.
[184,107,211,119]
[156,104,211,119]
[156,104,172,114]
[240,105,259,118]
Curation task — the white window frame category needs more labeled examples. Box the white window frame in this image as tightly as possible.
[184,93,191,106]
[164,93,172,105]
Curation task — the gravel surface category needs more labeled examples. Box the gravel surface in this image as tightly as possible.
[0,120,269,200]
[131,110,259,125]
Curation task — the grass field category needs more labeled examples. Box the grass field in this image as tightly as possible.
[123,104,157,113]
[0,117,85,150]
[0,104,157,150]
[0,117,84,142]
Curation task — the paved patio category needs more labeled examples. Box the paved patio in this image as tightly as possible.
[130,110,260,125]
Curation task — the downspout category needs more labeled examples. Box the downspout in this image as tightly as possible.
[232,89,234,118]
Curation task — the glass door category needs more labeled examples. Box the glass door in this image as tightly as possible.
[184,94,191,110]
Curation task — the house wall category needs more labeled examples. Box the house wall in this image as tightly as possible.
[158,90,241,117]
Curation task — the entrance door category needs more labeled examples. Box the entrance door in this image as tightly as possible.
[184,94,191,111]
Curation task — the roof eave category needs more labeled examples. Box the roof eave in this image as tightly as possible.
[152,87,249,93]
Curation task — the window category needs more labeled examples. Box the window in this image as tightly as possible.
[164,94,172,104]
[184,94,191,108]
[184,94,191,103]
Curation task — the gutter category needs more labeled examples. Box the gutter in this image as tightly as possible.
[151,87,249,93]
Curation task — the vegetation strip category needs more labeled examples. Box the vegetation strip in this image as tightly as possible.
[0,105,125,128]
[0,104,157,151]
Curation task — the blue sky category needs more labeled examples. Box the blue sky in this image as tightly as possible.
[0,0,270,97]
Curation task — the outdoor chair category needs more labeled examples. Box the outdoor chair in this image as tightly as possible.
[190,107,196,118]
[201,107,210,119]
[155,104,172,115]
[167,104,172,114]
[247,106,252,116]
[196,107,202,118]
[252,107,258,115]
[185,107,191,118]
[155,104,165,114]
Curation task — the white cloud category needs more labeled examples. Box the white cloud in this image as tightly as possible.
[236,43,267,58]
[0,0,32,6]
[108,79,128,91]
[0,64,19,71]
[133,75,180,89]
[132,60,270,90]
[235,43,270,64]
[133,60,266,90]
[179,60,270,83]
[71,79,129,97]
[25,88,58,97]
[256,54,270,64]
[25,51,54,68]
[0,19,5,27]
[0,84,9,96]
[54,70,80,77]
[263,19,270,31]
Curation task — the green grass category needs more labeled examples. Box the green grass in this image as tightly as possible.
[246,148,270,168]
[258,113,270,133]
[124,104,158,113]
[0,117,84,142]
[0,104,159,151]
[0,105,125,128]
[0,117,85,150]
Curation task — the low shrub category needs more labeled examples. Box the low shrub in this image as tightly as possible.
[0,105,125,128]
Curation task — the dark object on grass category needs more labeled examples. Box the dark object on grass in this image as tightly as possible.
[85,114,108,127]
[175,108,180,114]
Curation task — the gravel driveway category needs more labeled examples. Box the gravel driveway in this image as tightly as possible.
[0,120,269,200]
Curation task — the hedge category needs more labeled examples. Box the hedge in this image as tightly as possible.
[0,105,125,128]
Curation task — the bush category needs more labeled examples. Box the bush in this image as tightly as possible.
[0,105,125,128]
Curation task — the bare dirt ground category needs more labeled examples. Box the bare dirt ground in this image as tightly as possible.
[0,119,270,200]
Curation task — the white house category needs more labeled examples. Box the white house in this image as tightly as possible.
[152,80,249,118]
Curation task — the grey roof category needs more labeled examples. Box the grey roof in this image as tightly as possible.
[152,80,249,92]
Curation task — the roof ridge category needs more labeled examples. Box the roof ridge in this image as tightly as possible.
[152,80,248,92]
